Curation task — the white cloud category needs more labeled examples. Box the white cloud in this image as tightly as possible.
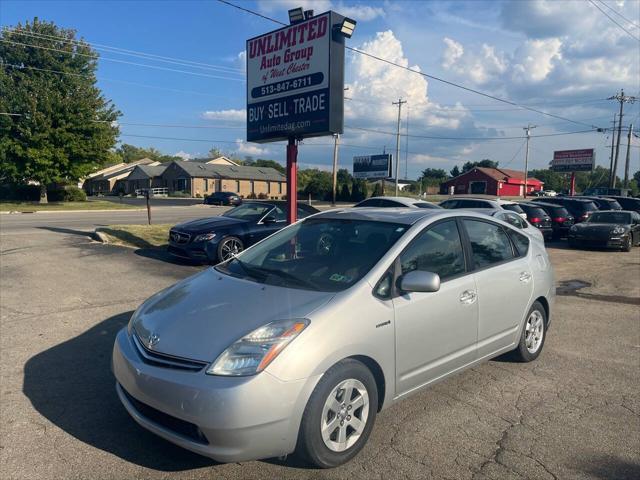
[511,38,562,83]
[347,30,468,130]
[235,139,268,157]
[174,150,192,160]
[256,0,383,21]
[441,37,508,85]
[202,109,246,122]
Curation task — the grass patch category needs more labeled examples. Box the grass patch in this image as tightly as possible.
[96,224,171,249]
[0,200,137,212]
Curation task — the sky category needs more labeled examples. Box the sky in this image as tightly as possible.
[2,0,639,179]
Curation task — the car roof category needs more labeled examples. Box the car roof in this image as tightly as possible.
[314,207,445,225]
[456,208,502,216]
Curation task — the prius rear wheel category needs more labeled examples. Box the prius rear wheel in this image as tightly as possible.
[511,301,547,362]
[297,359,377,468]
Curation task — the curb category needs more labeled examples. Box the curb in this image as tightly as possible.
[92,229,110,243]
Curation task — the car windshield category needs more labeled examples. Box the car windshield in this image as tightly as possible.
[588,212,631,224]
[414,202,440,209]
[217,218,408,292]
[224,203,273,221]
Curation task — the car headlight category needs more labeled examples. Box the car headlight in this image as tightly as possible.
[612,226,626,235]
[127,306,142,334]
[194,232,216,242]
[570,225,578,232]
[206,319,309,376]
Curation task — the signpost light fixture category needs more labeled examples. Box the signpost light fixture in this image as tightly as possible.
[288,7,304,24]
[338,18,357,38]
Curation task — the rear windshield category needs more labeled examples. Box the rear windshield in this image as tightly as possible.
[580,202,598,212]
[550,206,570,217]
[525,207,548,218]
[502,204,525,214]
[604,200,622,209]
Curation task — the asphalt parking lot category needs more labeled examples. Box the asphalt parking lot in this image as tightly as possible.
[1,214,639,479]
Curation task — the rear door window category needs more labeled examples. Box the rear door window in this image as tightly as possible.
[355,199,381,208]
[507,229,530,257]
[440,200,458,209]
[463,219,515,269]
[379,199,401,207]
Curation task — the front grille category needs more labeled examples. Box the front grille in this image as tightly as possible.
[169,230,191,245]
[132,333,208,372]
[120,385,209,445]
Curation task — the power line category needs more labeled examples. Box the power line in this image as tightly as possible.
[587,0,640,41]
[216,0,606,130]
[1,63,242,99]
[0,39,246,82]
[2,28,245,75]
[595,0,640,30]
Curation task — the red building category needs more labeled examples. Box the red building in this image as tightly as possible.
[440,167,544,196]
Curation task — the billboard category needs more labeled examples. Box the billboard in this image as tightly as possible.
[246,12,346,143]
[550,149,595,172]
[353,154,392,179]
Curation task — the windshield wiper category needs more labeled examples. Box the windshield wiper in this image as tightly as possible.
[251,265,318,290]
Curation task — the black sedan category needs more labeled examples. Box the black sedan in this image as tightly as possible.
[203,191,242,206]
[568,210,640,252]
[168,201,319,263]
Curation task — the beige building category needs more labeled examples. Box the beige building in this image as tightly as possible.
[123,164,168,194]
[161,161,286,198]
[82,158,158,195]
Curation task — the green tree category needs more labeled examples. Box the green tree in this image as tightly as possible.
[209,147,223,158]
[633,170,640,184]
[114,144,181,164]
[338,183,351,201]
[450,165,461,177]
[0,19,120,202]
[420,168,447,179]
[371,182,383,197]
[461,159,499,174]
[350,179,362,202]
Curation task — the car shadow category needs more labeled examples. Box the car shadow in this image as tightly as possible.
[573,454,640,480]
[134,247,204,266]
[37,226,96,238]
[22,311,216,471]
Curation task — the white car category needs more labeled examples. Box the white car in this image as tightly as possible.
[439,197,528,220]
[354,196,441,209]
[543,190,557,197]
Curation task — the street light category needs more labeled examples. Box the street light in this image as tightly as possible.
[339,17,357,38]
[288,7,304,24]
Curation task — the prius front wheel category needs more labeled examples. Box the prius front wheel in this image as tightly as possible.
[297,359,377,468]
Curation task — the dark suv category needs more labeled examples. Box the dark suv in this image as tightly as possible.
[574,196,622,210]
[517,203,553,239]
[532,197,598,223]
[204,191,242,206]
[532,202,575,239]
[604,196,640,213]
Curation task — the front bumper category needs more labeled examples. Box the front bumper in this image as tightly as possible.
[112,328,319,462]
[567,234,628,249]
[167,243,210,262]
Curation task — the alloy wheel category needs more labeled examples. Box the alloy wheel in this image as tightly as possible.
[320,379,369,452]
[220,238,242,260]
[525,310,544,354]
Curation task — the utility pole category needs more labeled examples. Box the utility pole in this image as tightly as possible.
[624,124,633,189]
[609,114,617,185]
[404,105,410,180]
[331,133,339,206]
[393,98,407,196]
[608,89,637,188]
[522,125,536,198]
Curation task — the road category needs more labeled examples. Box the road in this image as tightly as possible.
[0,217,639,479]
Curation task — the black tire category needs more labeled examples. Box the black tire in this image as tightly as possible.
[622,235,632,252]
[297,359,378,468]
[510,301,547,362]
[216,236,243,262]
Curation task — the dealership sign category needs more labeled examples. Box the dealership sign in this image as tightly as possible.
[353,154,392,179]
[550,149,595,172]
[246,11,346,143]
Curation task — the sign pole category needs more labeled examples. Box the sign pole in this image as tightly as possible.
[331,133,339,206]
[286,137,298,224]
[569,172,576,197]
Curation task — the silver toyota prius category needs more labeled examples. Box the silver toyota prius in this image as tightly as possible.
[113,208,554,468]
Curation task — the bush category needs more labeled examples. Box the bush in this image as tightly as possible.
[247,192,257,199]
[257,192,268,199]
[195,193,202,198]
[0,184,41,201]
[169,190,190,198]
[47,186,87,202]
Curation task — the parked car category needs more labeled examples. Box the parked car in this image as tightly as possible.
[439,197,527,219]
[460,208,545,244]
[532,197,598,223]
[531,202,575,239]
[203,191,242,206]
[604,196,640,213]
[516,203,553,240]
[542,190,557,197]
[168,201,319,263]
[574,196,622,211]
[113,208,554,467]
[354,196,441,209]
[568,210,640,251]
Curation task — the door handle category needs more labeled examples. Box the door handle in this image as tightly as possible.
[459,290,477,305]
[519,271,532,283]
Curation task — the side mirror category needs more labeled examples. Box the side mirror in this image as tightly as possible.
[262,215,277,224]
[398,270,441,293]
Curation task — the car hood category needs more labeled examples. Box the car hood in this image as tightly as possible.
[173,216,246,232]
[132,268,334,362]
